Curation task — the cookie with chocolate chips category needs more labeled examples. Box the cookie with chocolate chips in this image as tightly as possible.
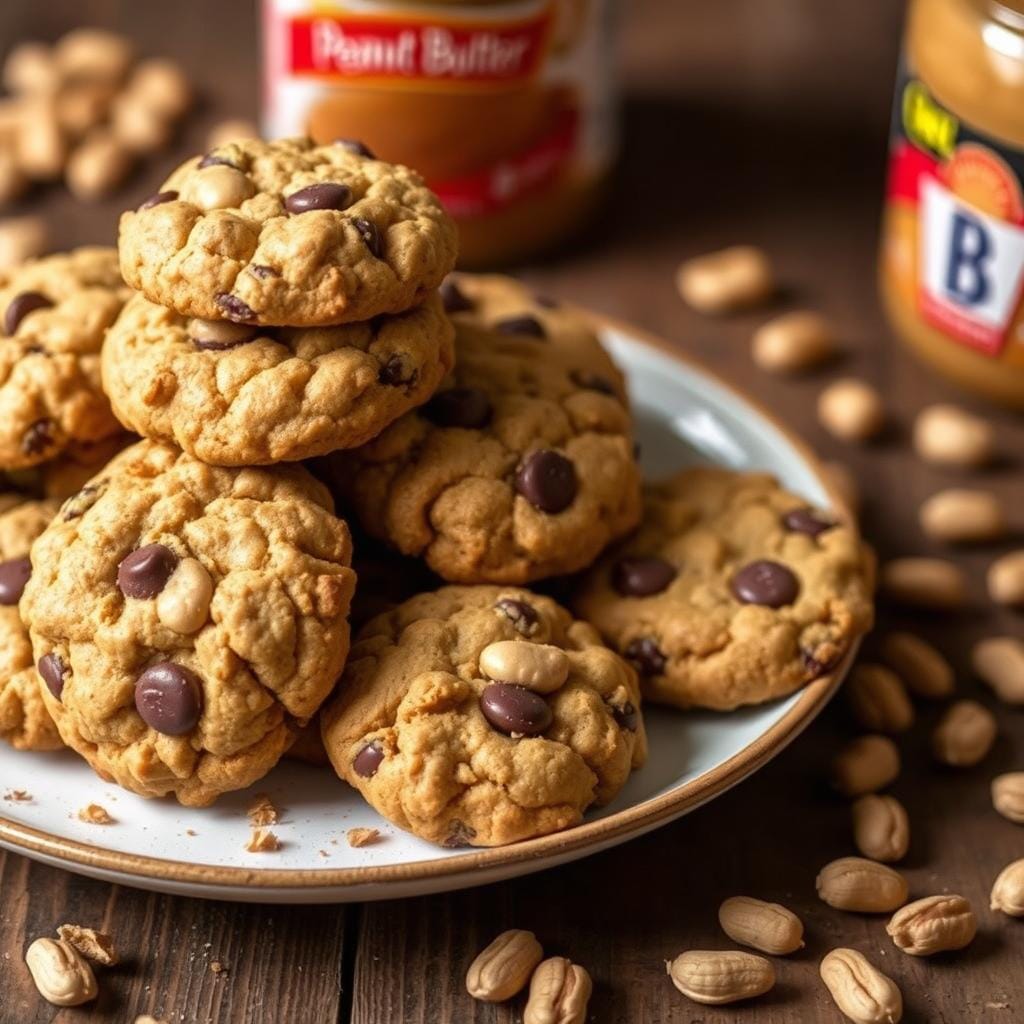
[102,290,454,465]
[574,467,874,711]
[118,137,458,326]
[20,440,356,805]
[0,248,129,471]
[321,585,646,848]
[322,274,642,583]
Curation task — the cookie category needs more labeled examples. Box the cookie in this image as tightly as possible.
[101,291,454,465]
[36,434,136,501]
[0,248,129,470]
[323,274,642,583]
[0,497,63,751]
[118,137,458,326]
[20,440,356,805]
[574,467,874,711]
[321,585,646,848]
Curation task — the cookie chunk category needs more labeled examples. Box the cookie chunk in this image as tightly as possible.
[574,467,874,711]
[321,585,646,848]
[0,248,129,470]
[102,291,454,465]
[118,137,458,326]
[21,440,356,805]
[325,275,642,583]
[0,498,63,750]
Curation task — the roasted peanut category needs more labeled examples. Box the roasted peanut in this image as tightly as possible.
[919,489,1006,544]
[972,636,1024,705]
[846,664,914,734]
[479,641,569,694]
[666,950,774,1005]
[0,147,27,204]
[111,93,172,154]
[991,772,1024,824]
[182,163,255,211]
[932,700,997,767]
[913,403,994,468]
[56,81,115,138]
[832,735,900,797]
[987,551,1024,607]
[126,58,191,120]
[54,28,133,84]
[880,631,954,699]
[822,460,861,517]
[880,557,967,609]
[156,558,213,634]
[0,215,47,271]
[15,99,66,180]
[466,929,543,1002]
[66,130,133,200]
[991,859,1024,917]
[851,794,910,863]
[3,42,59,95]
[24,937,98,1006]
[886,895,976,955]
[817,378,885,443]
[206,118,259,150]
[188,318,258,348]
[751,310,837,373]
[676,245,774,314]
[717,896,804,955]
[820,948,903,1024]
[816,857,908,913]
[524,956,591,1024]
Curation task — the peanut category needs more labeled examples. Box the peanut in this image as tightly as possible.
[717,896,804,955]
[880,557,967,609]
[990,859,1024,917]
[987,550,1024,607]
[206,118,259,150]
[0,215,47,270]
[676,245,774,314]
[666,950,774,1006]
[523,956,591,1024]
[817,378,885,443]
[880,631,954,699]
[111,93,172,154]
[24,937,98,1006]
[919,489,1006,544]
[886,895,976,955]
[991,772,1024,824]
[932,700,997,767]
[3,42,59,95]
[822,460,861,517]
[972,636,1024,705]
[816,857,908,913]
[846,664,914,734]
[15,99,66,180]
[851,794,910,863]
[466,929,543,1002]
[188,318,258,347]
[819,948,903,1024]
[66,130,133,200]
[54,28,133,84]
[832,735,900,797]
[0,147,28,204]
[127,58,191,120]
[156,558,213,635]
[912,403,994,468]
[751,310,836,373]
[182,163,255,211]
[56,81,115,139]
[479,640,569,694]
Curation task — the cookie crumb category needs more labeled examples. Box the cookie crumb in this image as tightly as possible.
[245,827,280,853]
[185,829,197,836]
[134,1016,168,1024]
[57,924,118,966]
[78,803,114,825]
[210,960,227,975]
[247,792,278,828]
[3,789,31,802]
[347,827,381,848]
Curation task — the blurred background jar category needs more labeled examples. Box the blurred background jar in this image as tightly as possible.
[262,0,618,267]
[880,0,1024,409]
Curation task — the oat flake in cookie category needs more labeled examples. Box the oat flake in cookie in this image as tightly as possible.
[117,137,458,326]
[574,467,874,711]
[20,440,356,806]
[321,586,646,848]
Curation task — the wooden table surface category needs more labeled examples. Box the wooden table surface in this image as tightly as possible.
[1,1,1022,1021]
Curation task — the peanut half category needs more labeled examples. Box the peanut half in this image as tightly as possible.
[24,937,98,1006]
[832,735,901,797]
[851,794,910,863]
[816,857,908,913]
[932,700,997,767]
[886,895,976,955]
[523,956,591,1024]
[880,558,967,610]
[990,859,1024,917]
[973,637,1024,705]
[919,489,1006,544]
[987,551,1024,607]
[846,664,914,734]
[751,310,837,374]
[717,896,804,955]
[478,641,569,694]
[820,948,903,1024]
[817,378,886,443]
[666,950,774,1006]
[156,557,213,635]
[676,245,774,314]
[880,631,954,699]
[912,403,994,468]
[465,929,543,1003]
[991,772,1024,824]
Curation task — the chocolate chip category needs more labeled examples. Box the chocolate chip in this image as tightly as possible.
[625,637,666,676]
[378,354,417,388]
[612,556,676,597]
[61,482,102,521]
[335,138,375,158]
[5,291,52,335]
[731,560,799,608]
[423,387,492,429]
[249,264,278,279]
[496,315,546,339]
[38,653,67,699]
[134,662,202,735]
[494,597,540,637]
[440,278,473,313]
[21,418,55,456]
[479,683,552,736]
[570,369,617,396]
[0,557,31,605]
[198,153,237,169]
[138,190,178,210]
[117,544,178,599]
[352,217,383,258]
[284,182,353,214]
[353,741,384,778]
[611,701,639,731]
[783,507,836,538]
[215,293,257,323]
[515,449,577,513]
[443,819,477,848]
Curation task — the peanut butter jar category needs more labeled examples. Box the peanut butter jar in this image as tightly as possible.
[881,0,1024,408]
[262,0,618,267]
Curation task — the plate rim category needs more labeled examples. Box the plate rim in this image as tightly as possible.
[0,312,859,891]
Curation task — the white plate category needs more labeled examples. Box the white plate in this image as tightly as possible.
[0,317,857,903]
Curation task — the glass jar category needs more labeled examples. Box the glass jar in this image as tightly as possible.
[880,0,1024,408]
[262,0,618,267]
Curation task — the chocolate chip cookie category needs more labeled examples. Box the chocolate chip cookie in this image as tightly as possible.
[321,585,646,848]
[574,467,874,711]
[323,274,642,583]
[21,440,356,805]
[0,248,129,471]
[101,291,454,465]
[0,497,63,751]
[118,137,458,326]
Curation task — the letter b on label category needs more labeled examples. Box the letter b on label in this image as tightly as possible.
[945,211,991,305]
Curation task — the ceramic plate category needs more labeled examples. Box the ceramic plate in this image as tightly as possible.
[0,316,859,903]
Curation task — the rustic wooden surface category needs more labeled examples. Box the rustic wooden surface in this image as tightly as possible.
[0,1,1022,1021]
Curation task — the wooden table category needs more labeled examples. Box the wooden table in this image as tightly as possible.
[1,1,1022,1020]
